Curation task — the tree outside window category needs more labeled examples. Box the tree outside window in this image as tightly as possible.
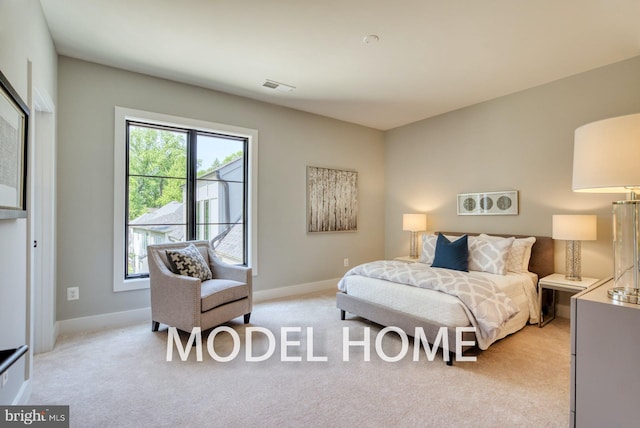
[126,122,247,278]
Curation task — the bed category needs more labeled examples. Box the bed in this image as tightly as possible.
[336,232,554,364]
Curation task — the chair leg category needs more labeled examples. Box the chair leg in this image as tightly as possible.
[151,321,160,332]
[244,313,251,324]
[340,310,346,321]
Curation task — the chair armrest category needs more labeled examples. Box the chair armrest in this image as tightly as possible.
[207,248,252,310]
[150,252,198,284]
[207,248,252,284]
[148,248,202,329]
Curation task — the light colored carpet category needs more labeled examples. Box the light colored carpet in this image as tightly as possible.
[30,290,570,427]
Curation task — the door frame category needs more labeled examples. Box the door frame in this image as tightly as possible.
[30,85,56,354]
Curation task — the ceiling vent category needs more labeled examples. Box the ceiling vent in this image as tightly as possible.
[262,79,295,92]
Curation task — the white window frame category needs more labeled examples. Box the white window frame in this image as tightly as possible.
[113,107,258,292]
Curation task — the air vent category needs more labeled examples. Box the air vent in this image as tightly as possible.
[262,79,295,92]
[263,80,279,89]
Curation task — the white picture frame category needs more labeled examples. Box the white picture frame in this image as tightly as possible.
[457,190,518,216]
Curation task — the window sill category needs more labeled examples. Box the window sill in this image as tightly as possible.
[114,277,149,292]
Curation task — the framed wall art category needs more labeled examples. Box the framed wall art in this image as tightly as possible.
[307,166,358,232]
[457,190,518,216]
[0,70,29,219]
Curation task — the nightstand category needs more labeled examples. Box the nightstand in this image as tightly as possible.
[394,256,419,263]
[570,278,636,425]
[538,273,599,327]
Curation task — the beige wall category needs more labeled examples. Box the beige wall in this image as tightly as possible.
[51,42,640,322]
[384,55,640,282]
[56,57,385,321]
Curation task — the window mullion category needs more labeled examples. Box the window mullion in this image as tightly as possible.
[124,121,132,279]
[186,129,197,241]
[243,138,249,265]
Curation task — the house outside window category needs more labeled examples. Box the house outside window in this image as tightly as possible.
[113,107,258,292]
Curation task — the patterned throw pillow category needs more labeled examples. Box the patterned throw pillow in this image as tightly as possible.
[419,234,438,264]
[468,236,514,275]
[165,244,213,281]
[479,234,536,273]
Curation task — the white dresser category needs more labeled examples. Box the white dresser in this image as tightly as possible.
[570,278,639,427]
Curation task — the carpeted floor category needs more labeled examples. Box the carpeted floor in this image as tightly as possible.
[30,290,570,427]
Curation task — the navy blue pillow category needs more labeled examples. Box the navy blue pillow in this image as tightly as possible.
[431,234,469,272]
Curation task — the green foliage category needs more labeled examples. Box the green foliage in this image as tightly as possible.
[128,126,187,219]
[128,126,243,219]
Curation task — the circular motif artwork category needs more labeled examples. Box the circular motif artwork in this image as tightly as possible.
[463,197,476,211]
[480,196,493,210]
[457,191,518,215]
[497,195,512,210]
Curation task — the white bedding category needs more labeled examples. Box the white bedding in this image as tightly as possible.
[339,265,539,350]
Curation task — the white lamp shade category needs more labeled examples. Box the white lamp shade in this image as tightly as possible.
[552,215,597,241]
[573,113,640,193]
[402,213,426,231]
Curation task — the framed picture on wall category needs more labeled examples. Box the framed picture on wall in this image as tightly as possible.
[0,70,29,219]
[457,190,518,215]
[307,166,358,232]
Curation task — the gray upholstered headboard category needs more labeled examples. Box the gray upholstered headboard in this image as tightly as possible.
[438,232,554,279]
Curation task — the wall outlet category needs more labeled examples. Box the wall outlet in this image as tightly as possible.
[67,286,79,301]
[2,371,8,388]
[343,258,350,267]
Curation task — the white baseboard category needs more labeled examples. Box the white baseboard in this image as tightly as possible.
[55,278,339,335]
[253,278,338,302]
[13,379,31,405]
[56,307,151,336]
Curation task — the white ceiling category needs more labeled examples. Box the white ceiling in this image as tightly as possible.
[40,0,640,130]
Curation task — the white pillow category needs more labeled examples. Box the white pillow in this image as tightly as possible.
[510,237,536,272]
[479,234,536,273]
[468,236,514,275]
[419,234,437,264]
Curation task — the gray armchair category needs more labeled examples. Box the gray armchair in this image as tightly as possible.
[147,240,252,333]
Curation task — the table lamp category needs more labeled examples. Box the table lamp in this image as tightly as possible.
[402,213,427,258]
[552,215,597,281]
[573,112,640,303]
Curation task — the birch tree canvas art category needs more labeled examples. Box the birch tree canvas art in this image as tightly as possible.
[307,166,358,232]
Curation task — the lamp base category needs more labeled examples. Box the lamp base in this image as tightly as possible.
[565,240,582,282]
[608,287,640,304]
[409,231,419,259]
[612,199,639,301]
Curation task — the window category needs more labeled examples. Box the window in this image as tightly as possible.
[114,108,258,291]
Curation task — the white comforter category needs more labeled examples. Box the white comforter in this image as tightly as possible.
[338,261,526,347]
